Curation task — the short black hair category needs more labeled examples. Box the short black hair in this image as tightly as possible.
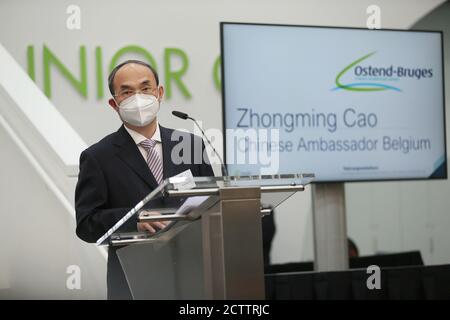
[108,59,159,96]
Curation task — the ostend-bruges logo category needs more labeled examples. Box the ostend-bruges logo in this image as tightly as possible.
[333,51,433,92]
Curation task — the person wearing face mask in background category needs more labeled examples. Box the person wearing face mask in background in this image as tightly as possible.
[74,60,214,300]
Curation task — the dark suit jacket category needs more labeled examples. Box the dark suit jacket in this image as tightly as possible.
[75,124,214,299]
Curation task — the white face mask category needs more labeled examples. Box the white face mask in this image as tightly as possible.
[118,93,160,127]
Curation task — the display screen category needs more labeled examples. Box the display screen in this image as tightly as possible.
[221,22,447,182]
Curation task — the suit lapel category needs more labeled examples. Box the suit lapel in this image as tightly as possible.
[160,125,180,179]
[113,125,159,189]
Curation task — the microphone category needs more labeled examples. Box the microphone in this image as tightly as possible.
[172,110,229,177]
[172,110,189,120]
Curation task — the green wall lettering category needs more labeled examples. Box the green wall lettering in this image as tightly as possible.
[43,45,87,98]
[108,45,158,74]
[96,47,103,99]
[27,45,35,81]
[28,45,222,101]
[213,55,221,91]
[164,48,191,99]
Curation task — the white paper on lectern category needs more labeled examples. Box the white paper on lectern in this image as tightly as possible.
[174,196,209,216]
[169,169,196,190]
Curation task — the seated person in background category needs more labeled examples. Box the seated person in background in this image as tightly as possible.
[262,212,276,266]
[348,238,359,258]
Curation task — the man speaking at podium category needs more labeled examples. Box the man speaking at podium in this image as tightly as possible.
[74,60,214,299]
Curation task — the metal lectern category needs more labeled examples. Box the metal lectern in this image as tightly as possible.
[96,174,314,300]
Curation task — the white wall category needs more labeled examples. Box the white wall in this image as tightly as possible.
[0,121,106,299]
[0,0,447,298]
[346,2,450,265]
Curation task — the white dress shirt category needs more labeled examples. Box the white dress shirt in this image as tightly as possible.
[124,123,164,165]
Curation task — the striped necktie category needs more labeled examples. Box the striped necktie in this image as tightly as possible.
[139,139,163,185]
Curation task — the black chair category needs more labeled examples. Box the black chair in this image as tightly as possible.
[264,252,450,300]
[265,250,424,274]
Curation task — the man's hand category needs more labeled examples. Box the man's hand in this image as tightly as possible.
[137,211,170,234]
